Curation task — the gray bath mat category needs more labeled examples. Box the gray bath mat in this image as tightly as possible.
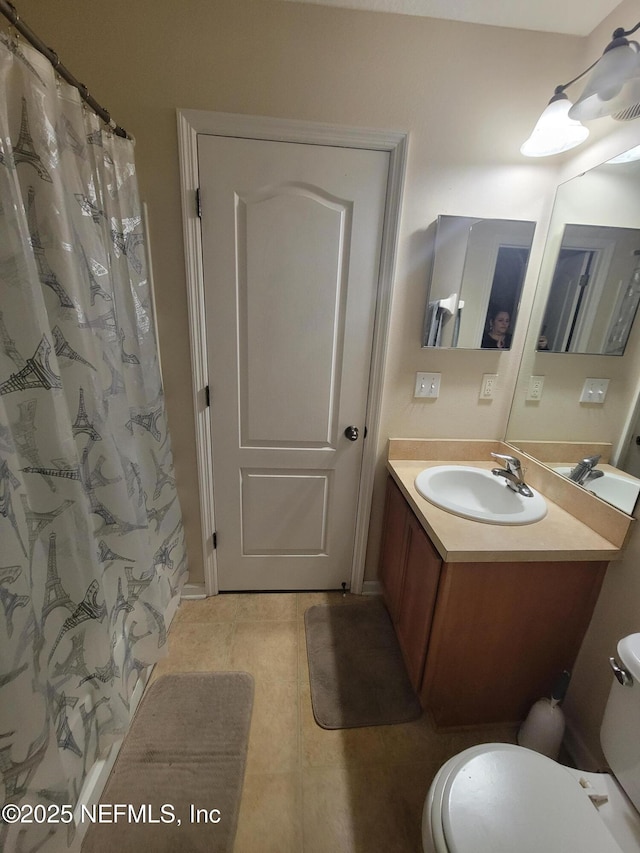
[82,671,254,853]
[304,600,422,729]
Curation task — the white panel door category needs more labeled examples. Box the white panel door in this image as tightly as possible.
[198,135,389,590]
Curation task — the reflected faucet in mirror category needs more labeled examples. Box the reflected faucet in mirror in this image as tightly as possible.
[568,454,604,486]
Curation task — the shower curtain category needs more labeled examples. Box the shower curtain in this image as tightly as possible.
[0,34,188,850]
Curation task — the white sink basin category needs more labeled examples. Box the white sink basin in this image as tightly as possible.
[415,465,547,525]
[552,467,640,515]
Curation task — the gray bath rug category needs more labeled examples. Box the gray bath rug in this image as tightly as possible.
[304,599,422,729]
[82,671,254,853]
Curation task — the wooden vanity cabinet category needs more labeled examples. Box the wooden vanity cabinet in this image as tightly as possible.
[378,474,608,728]
[379,477,442,691]
[420,558,607,727]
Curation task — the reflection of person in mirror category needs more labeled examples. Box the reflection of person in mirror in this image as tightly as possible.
[537,331,550,350]
[482,308,512,349]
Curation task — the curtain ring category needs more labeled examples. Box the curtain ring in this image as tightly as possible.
[50,49,60,70]
[8,2,20,38]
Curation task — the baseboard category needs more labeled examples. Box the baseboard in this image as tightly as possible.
[69,666,152,849]
[180,582,380,597]
[181,582,207,599]
[68,593,183,849]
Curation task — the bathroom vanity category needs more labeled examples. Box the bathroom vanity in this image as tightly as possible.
[379,440,632,729]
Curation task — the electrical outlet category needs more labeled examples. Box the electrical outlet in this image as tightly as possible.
[580,378,609,403]
[415,372,441,398]
[480,374,498,399]
[526,375,545,401]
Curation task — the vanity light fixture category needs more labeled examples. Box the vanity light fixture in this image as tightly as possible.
[570,22,640,121]
[521,20,640,158]
[520,89,589,157]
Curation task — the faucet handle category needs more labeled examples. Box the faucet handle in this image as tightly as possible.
[581,454,601,466]
[490,452,522,473]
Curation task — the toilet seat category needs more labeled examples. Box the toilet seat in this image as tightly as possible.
[425,743,624,853]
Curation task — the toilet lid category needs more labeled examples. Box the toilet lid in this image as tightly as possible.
[439,744,623,853]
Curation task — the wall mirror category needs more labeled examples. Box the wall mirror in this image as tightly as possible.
[505,144,640,515]
[422,215,536,349]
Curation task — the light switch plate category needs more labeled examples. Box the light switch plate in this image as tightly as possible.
[415,372,441,398]
[526,375,545,401]
[580,378,609,403]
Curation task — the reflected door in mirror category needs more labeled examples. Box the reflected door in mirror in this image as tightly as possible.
[538,224,640,355]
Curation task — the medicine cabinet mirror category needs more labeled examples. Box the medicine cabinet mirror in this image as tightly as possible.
[422,215,536,349]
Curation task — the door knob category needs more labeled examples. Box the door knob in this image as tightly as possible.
[344,425,359,441]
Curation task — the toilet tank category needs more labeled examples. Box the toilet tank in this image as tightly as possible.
[600,633,640,812]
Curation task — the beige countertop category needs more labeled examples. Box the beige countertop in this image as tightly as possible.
[387,458,623,564]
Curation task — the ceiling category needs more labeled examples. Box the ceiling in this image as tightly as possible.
[279,0,624,36]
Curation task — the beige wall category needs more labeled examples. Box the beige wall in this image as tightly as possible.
[9,0,640,767]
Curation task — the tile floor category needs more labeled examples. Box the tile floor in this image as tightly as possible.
[150,592,517,853]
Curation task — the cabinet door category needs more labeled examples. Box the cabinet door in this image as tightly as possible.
[420,559,607,727]
[396,511,442,692]
[378,477,410,622]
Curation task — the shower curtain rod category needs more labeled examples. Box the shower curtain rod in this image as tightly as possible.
[0,0,131,139]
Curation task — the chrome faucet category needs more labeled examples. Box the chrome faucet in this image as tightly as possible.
[568,454,604,486]
[490,452,535,498]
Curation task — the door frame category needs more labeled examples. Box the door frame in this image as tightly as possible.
[177,109,407,595]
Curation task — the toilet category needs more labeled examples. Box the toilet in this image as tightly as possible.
[422,633,640,853]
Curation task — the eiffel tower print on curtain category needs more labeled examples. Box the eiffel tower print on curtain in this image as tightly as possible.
[0,97,52,180]
[0,31,188,852]
[0,335,62,396]
[26,187,74,308]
